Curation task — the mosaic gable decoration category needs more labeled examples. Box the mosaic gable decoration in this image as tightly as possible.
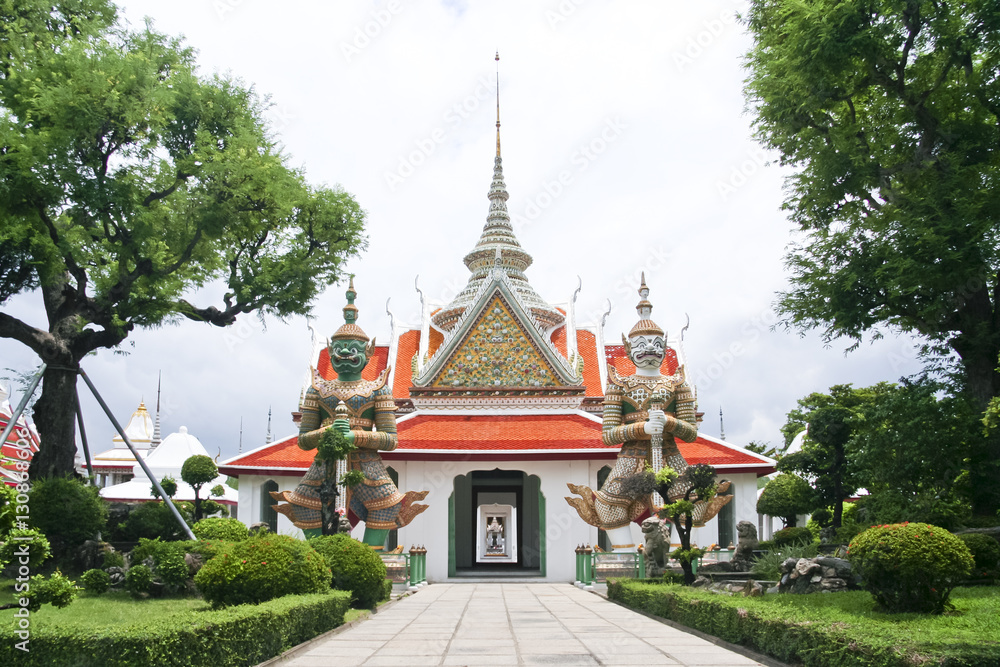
[429,292,564,388]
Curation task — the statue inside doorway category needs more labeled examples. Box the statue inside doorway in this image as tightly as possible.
[271,279,429,547]
[565,276,730,550]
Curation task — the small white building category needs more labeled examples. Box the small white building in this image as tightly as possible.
[82,401,158,488]
[101,426,237,510]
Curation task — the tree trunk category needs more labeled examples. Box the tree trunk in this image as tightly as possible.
[29,364,81,479]
[956,336,1000,516]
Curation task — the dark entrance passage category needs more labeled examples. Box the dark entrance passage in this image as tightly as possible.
[449,469,545,577]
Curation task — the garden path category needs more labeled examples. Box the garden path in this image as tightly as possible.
[272,583,775,666]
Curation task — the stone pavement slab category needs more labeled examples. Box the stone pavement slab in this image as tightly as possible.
[270,583,779,666]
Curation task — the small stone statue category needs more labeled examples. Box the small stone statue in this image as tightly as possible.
[731,521,759,572]
[641,516,672,577]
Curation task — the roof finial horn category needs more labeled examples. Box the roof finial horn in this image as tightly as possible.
[495,51,501,158]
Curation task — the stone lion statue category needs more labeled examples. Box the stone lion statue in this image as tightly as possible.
[641,517,672,577]
[731,520,759,572]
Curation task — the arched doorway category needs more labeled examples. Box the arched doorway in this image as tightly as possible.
[260,480,279,534]
[448,469,545,577]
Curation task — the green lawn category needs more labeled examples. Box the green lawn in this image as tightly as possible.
[609,581,1000,666]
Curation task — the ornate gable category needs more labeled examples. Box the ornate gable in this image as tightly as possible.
[428,292,564,388]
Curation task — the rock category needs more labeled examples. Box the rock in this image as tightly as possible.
[75,540,107,572]
[692,576,711,588]
[817,557,853,578]
[810,574,822,584]
[795,559,818,577]
[184,552,205,576]
[106,566,125,586]
[781,557,798,573]
[766,585,779,594]
[698,561,734,573]
[248,522,270,536]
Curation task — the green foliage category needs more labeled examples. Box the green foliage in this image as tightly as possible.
[1,0,366,479]
[340,469,365,487]
[192,517,249,542]
[848,522,974,614]
[744,0,1000,514]
[26,571,77,612]
[121,501,192,541]
[155,548,189,594]
[653,465,678,488]
[0,483,16,534]
[124,564,153,597]
[28,475,107,548]
[151,476,178,499]
[80,568,111,595]
[608,580,1000,667]
[956,533,1000,573]
[181,456,218,489]
[669,547,706,565]
[756,473,814,527]
[772,526,814,548]
[317,427,356,463]
[0,589,351,667]
[210,484,225,498]
[853,489,971,533]
[102,550,124,569]
[0,528,51,570]
[308,534,387,608]
[194,534,330,608]
[751,540,820,580]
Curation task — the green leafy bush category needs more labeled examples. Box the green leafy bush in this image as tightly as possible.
[957,533,1000,573]
[194,534,330,607]
[192,517,249,541]
[26,571,77,612]
[0,483,17,534]
[848,522,973,614]
[156,548,190,593]
[772,525,813,547]
[0,590,351,667]
[751,540,819,580]
[308,534,387,608]
[80,568,111,595]
[0,527,51,570]
[121,501,192,541]
[29,476,107,550]
[125,564,153,597]
[102,550,124,569]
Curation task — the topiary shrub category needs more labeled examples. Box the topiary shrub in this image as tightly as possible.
[192,517,249,541]
[956,533,1000,575]
[80,568,111,595]
[102,549,124,570]
[194,534,330,608]
[0,527,51,570]
[121,501,192,541]
[125,564,153,597]
[308,534,387,608]
[847,522,974,614]
[29,476,107,552]
[772,525,813,547]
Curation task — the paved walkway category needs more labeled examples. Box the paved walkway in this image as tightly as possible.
[275,583,769,666]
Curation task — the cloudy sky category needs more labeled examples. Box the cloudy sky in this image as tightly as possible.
[1,0,924,464]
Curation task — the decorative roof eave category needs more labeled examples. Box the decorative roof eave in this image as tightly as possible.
[415,262,581,388]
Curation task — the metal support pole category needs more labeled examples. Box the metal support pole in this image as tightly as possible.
[79,368,196,541]
[0,363,46,448]
[75,388,94,483]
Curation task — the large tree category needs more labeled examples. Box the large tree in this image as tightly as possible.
[0,1,367,478]
[744,1,1000,512]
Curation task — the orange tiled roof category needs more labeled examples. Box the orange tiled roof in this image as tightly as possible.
[219,418,774,472]
[317,345,389,381]
[392,329,420,397]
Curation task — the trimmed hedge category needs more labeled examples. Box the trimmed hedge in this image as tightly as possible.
[607,580,1000,667]
[0,591,351,666]
[307,534,387,608]
[192,517,249,542]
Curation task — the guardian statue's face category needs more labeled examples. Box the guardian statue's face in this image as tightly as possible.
[629,334,665,371]
[328,339,368,376]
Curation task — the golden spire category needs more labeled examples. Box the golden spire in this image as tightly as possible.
[495,51,501,157]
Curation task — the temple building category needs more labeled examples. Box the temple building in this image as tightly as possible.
[220,121,775,582]
[83,401,160,488]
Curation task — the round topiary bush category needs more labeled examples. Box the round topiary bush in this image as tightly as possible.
[772,525,813,547]
[80,568,111,595]
[124,564,153,597]
[0,528,51,570]
[193,534,330,607]
[29,476,107,552]
[847,522,974,614]
[192,517,249,541]
[956,533,1000,574]
[308,534,387,608]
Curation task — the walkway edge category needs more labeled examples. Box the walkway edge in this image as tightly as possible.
[591,587,793,667]
[256,591,414,667]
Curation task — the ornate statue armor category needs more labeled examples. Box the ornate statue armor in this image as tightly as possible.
[271,280,428,545]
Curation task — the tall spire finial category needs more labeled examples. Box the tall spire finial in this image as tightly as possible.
[719,406,726,441]
[495,51,501,157]
[266,406,273,444]
[151,371,162,449]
